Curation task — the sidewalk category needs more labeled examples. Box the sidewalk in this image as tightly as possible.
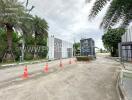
[123,63,132,100]
[123,77,132,100]
[117,69,132,100]
[107,57,132,100]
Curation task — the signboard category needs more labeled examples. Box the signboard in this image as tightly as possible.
[80,38,95,56]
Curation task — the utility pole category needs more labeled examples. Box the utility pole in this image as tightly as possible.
[21,39,25,61]
[73,38,76,57]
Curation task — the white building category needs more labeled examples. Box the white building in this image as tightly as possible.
[119,25,132,61]
[122,25,132,42]
[48,35,73,60]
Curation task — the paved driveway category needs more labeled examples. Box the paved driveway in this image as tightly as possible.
[0,54,120,100]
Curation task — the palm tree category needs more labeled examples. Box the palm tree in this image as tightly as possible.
[21,15,48,59]
[32,15,48,59]
[0,0,27,62]
[32,16,48,39]
[21,15,48,41]
[88,0,132,29]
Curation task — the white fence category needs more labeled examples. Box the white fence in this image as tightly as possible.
[48,35,73,60]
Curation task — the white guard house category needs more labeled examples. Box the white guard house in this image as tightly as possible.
[118,24,132,61]
[48,35,73,60]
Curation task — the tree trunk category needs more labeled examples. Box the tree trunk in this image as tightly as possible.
[7,25,13,50]
[2,24,15,62]
[110,48,117,57]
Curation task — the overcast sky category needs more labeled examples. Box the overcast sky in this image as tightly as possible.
[22,0,109,49]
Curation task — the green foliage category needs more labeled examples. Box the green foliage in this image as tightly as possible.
[0,0,33,62]
[21,15,49,38]
[24,35,48,60]
[25,35,35,45]
[73,42,80,56]
[0,29,7,62]
[0,28,21,61]
[12,32,22,61]
[23,15,49,59]
[24,52,33,60]
[73,43,80,50]
[102,28,125,56]
[36,36,47,46]
[76,56,90,61]
[0,0,49,62]
[89,0,132,29]
[76,56,94,61]
[0,0,26,25]
[38,49,48,59]
[33,15,48,37]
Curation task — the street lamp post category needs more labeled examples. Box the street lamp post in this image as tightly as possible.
[19,39,25,62]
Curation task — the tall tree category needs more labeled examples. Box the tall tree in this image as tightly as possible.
[22,15,48,41]
[0,0,27,62]
[102,28,125,56]
[32,15,48,40]
[0,28,21,62]
[73,43,80,56]
[0,0,34,62]
[32,16,48,59]
[23,15,49,59]
[88,0,132,29]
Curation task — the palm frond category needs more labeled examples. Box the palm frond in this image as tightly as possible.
[121,9,132,28]
[100,0,123,29]
[26,0,29,7]
[89,0,110,19]
[89,0,132,29]
[0,0,26,24]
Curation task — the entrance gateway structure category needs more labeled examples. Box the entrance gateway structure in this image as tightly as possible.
[48,35,73,60]
[80,38,95,57]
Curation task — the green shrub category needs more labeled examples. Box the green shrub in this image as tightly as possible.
[38,49,47,59]
[76,56,94,61]
[76,56,90,61]
[24,52,33,60]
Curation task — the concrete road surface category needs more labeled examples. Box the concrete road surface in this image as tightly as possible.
[0,58,72,82]
[0,54,120,100]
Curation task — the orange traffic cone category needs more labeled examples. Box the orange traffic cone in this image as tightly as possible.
[22,66,28,78]
[44,63,49,73]
[69,59,72,64]
[60,59,63,67]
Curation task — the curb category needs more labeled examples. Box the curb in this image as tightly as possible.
[116,71,129,100]
[0,60,47,69]
[0,57,75,69]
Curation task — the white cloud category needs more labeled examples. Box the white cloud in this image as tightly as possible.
[21,0,108,49]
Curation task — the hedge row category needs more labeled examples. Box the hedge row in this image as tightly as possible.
[76,56,95,61]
